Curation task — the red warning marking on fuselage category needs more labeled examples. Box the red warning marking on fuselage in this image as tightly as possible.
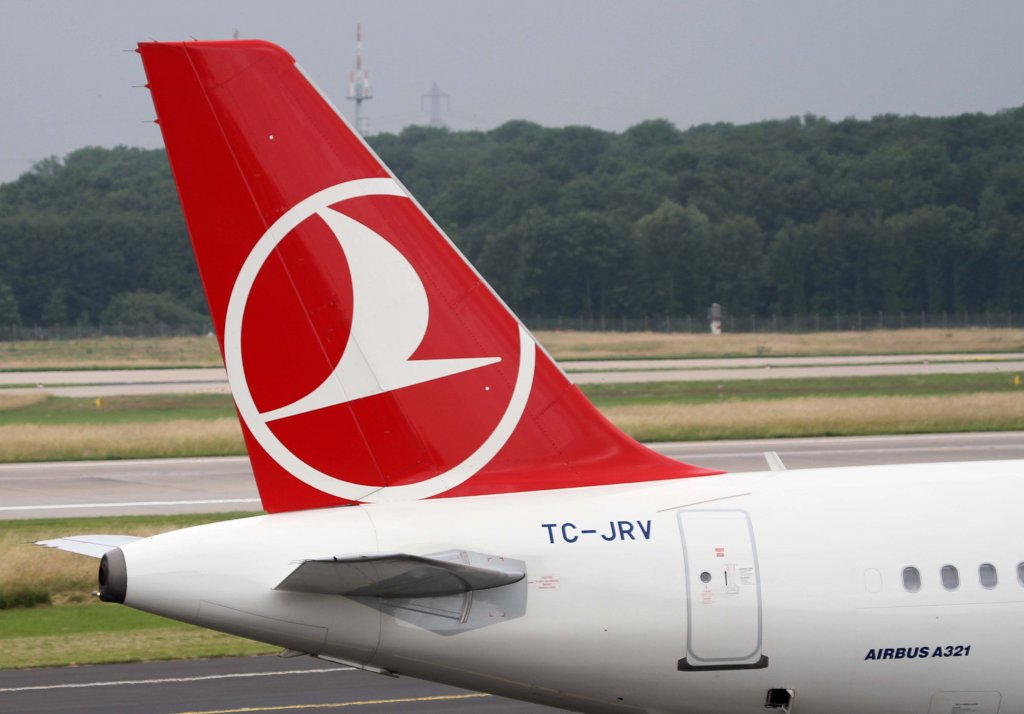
[529,575,560,590]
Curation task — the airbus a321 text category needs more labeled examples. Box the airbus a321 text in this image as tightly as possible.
[39,40,1024,714]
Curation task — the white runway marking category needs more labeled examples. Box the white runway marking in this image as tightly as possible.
[0,497,261,512]
[0,666,350,693]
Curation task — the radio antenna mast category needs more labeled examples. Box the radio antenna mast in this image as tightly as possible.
[421,81,450,128]
[346,23,372,134]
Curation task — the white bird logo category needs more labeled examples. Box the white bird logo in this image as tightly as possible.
[260,203,500,422]
[223,179,535,503]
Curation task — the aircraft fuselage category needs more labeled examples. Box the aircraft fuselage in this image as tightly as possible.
[114,459,1024,713]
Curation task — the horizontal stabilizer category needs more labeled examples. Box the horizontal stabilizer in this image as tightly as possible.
[35,535,141,558]
[276,551,525,598]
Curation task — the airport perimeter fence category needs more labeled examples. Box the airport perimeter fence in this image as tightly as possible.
[0,311,1022,341]
[523,311,1023,334]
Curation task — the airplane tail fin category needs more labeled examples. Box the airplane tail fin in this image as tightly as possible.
[138,39,719,512]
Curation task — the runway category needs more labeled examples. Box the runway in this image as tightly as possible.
[1,351,1022,396]
[0,457,260,519]
[0,654,559,713]
[2,432,1022,519]
[0,368,229,398]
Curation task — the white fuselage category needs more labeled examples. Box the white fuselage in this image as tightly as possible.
[118,459,1024,714]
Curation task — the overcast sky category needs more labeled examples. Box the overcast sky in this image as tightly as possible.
[1,0,1023,184]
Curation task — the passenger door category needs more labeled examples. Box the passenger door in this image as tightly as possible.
[677,509,767,670]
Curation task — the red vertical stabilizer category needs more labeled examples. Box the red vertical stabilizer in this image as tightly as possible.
[138,40,720,512]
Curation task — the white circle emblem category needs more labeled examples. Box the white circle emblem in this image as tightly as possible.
[223,178,535,503]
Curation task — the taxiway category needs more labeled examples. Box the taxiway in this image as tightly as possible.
[2,432,1022,518]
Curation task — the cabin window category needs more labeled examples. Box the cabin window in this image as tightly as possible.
[979,563,998,589]
[941,565,959,590]
[902,566,921,593]
[1018,562,1024,587]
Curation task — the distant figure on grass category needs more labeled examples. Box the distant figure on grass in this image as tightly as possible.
[709,302,722,335]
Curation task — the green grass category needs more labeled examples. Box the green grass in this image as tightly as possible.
[0,336,222,370]
[0,393,235,426]
[0,605,276,668]
[582,372,1024,407]
[0,601,181,638]
[3,393,234,426]
[4,512,262,539]
[605,393,1024,442]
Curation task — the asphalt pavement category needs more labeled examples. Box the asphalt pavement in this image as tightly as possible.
[0,654,558,714]
[2,432,1022,519]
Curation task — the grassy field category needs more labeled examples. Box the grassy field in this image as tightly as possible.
[0,419,242,462]
[0,336,222,370]
[604,392,1024,442]
[0,605,275,669]
[0,373,1017,461]
[1,514,262,608]
[587,372,1024,440]
[582,372,1023,406]
[537,327,1024,359]
[1,513,274,669]
[0,393,240,461]
[0,328,1022,370]
[0,393,232,425]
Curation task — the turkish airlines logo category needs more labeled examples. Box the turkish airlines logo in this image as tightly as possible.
[223,178,535,503]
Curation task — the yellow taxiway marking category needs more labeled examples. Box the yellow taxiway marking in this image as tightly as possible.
[175,692,491,713]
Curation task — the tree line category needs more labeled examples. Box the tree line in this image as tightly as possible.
[1,107,1023,327]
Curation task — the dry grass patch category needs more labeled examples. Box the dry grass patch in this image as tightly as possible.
[0,532,96,607]
[1,522,210,608]
[0,336,222,370]
[1,514,261,611]
[605,392,1024,442]
[0,418,244,462]
[535,328,1024,360]
[0,393,50,411]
